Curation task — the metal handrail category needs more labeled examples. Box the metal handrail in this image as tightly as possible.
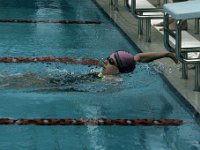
[129,0,165,42]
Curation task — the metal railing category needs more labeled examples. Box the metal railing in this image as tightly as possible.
[126,0,165,42]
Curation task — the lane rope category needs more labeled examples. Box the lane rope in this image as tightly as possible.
[0,118,183,126]
[0,19,101,24]
[0,57,99,66]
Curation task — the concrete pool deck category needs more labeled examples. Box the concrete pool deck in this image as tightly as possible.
[95,0,200,115]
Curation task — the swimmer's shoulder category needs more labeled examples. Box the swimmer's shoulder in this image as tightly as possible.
[83,72,122,82]
[96,72,123,81]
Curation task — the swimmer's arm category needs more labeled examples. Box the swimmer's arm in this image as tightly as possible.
[134,53,158,63]
[134,52,177,63]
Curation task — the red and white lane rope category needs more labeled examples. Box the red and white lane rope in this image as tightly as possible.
[0,19,101,24]
[0,57,99,66]
[0,118,183,126]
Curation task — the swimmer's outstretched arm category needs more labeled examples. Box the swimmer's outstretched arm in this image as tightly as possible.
[134,52,178,64]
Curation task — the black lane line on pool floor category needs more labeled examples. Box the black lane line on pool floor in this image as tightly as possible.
[0,19,101,24]
[0,118,183,126]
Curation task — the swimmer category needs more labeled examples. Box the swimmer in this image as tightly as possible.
[48,50,178,82]
[0,50,178,92]
[99,50,178,76]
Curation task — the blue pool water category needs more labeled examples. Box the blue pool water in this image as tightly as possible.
[0,0,200,149]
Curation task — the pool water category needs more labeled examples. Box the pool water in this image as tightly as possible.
[0,0,199,149]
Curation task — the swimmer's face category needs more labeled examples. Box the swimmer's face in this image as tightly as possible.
[101,53,119,75]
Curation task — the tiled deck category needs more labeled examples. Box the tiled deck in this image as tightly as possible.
[95,0,200,115]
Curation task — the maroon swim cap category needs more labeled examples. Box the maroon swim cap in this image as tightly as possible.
[114,50,136,73]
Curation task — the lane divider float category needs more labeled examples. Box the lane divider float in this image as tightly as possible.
[0,118,183,126]
[0,57,99,66]
[0,19,101,24]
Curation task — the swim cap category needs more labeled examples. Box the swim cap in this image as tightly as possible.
[114,50,136,73]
